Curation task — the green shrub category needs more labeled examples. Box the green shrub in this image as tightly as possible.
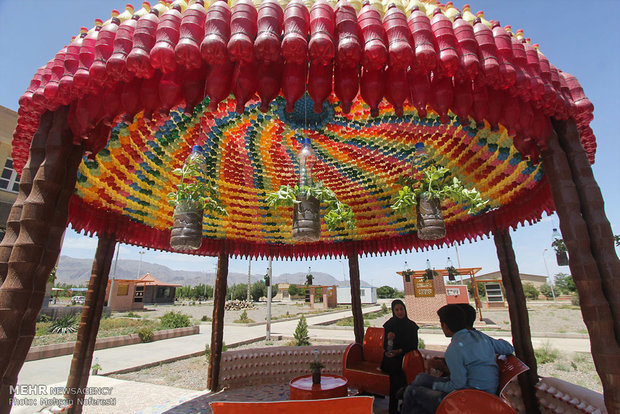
[418,337,425,350]
[136,327,154,343]
[293,315,310,346]
[381,303,388,314]
[522,283,539,300]
[160,311,191,329]
[200,315,212,322]
[125,311,139,318]
[571,294,580,306]
[205,344,210,360]
[534,342,560,364]
[240,310,248,321]
[50,314,78,334]
[39,314,51,323]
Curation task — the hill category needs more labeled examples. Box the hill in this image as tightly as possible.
[55,256,374,288]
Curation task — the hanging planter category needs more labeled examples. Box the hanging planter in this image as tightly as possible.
[266,181,356,242]
[446,265,459,281]
[417,193,446,240]
[168,146,227,251]
[552,238,569,266]
[391,166,488,240]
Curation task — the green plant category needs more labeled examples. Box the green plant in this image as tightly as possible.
[552,238,567,254]
[310,361,325,371]
[48,266,57,284]
[418,337,425,350]
[205,344,210,360]
[91,359,102,375]
[424,268,438,280]
[200,315,212,322]
[136,327,154,343]
[381,303,389,314]
[160,311,191,329]
[522,283,540,300]
[539,283,554,299]
[50,314,78,334]
[167,151,227,216]
[266,181,356,231]
[391,166,487,215]
[534,342,560,364]
[39,314,51,323]
[293,315,311,346]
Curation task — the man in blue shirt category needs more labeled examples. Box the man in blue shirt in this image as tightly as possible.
[401,305,514,414]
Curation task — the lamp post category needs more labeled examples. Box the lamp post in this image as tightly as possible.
[266,258,272,340]
[542,249,557,302]
[137,251,145,278]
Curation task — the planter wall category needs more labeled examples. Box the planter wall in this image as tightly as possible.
[170,200,204,250]
[292,196,321,242]
[416,194,446,240]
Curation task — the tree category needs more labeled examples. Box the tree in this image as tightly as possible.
[305,273,313,286]
[231,283,248,301]
[288,284,301,297]
[250,280,266,302]
[293,315,310,346]
[522,283,540,300]
[554,273,576,294]
[539,283,554,299]
[377,285,396,299]
[465,281,485,298]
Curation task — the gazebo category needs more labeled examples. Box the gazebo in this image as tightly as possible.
[0,0,617,413]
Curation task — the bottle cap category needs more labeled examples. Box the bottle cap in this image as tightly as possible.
[192,145,202,152]
[415,142,425,150]
[301,137,311,145]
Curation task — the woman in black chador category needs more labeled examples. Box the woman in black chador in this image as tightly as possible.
[381,299,419,414]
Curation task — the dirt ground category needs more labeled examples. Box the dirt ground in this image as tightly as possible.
[110,300,602,394]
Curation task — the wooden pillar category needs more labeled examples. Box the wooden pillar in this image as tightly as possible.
[542,128,620,413]
[207,252,228,391]
[553,119,620,345]
[493,229,540,414]
[0,107,78,413]
[66,235,116,413]
[348,253,364,344]
[0,112,50,285]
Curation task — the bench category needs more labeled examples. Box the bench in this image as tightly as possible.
[210,396,374,414]
[342,327,424,396]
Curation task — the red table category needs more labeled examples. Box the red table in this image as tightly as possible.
[289,374,349,400]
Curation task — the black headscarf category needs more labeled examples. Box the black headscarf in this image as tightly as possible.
[382,299,419,353]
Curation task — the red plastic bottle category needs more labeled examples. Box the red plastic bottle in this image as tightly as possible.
[518,98,534,138]
[181,65,207,114]
[58,28,89,105]
[505,25,531,101]
[430,8,459,78]
[489,20,515,90]
[334,62,359,113]
[102,83,123,122]
[308,60,333,113]
[32,59,55,110]
[151,2,183,73]
[383,4,412,71]
[128,2,166,78]
[74,20,104,94]
[159,70,182,113]
[407,6,436,74]
[472,16,499,88]
[282,0,310,64]
[309,0,336,66]
[257,59,283,112]
[471,76,488,125]
[385,66,408,116]
[141,71,162,118]
[206,59,234,110]
[452,13,479,81]
[232,61,257,113]
[520,35,544,102]
[201,0,232,66]
[282,61,308,112]
[430,73,453,123]
[499,91,520,136]
[121,79,142,120]
[227,0,258,64]
[42,45,68,109]
[360,67,384,117]
[407,69,430,118]
[335,0,362,68]
[254,0,283,64]
[485,86,502,129]
[176,0,207,69]
[107,11,140,82]
[562,71,594,122]
[452,77,473,122]
[357,2,386,71]
[18,66,46,112]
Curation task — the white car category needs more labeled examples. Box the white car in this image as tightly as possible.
[71,296,85,305]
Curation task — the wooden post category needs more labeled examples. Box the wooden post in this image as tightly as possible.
[493,229,540,414]
[469,270,483,321]
[66,235,116,413]
[0,107,76,413]
[207,252,228,391]
[553,119,620,345]
[0,112,50,285]
[348,253,364,344]
[542,128,620,413]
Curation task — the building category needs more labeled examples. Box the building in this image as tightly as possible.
[337,286,377,305]
[104,273,181,311]
[459,271,549,289]
[136,273,181,304]
[0,106,19,240]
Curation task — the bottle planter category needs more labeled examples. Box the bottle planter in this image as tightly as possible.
[556,250,569,266]
[170,200,203,250]
[292,195,321,242]
[312,368,322,384]
[416,193,446,240]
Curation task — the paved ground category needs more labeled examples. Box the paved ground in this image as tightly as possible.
[11,304,593,413]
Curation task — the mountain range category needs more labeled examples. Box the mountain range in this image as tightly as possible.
[55,255,375,288]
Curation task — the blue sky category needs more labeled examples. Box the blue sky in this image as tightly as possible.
[0,1,618,288]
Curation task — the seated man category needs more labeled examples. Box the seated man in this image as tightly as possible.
[401,305,514,414]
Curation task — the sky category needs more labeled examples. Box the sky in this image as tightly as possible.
[0,0,618,288]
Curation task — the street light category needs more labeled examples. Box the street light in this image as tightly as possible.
[542,249,557,302]
[137,251,145,278]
